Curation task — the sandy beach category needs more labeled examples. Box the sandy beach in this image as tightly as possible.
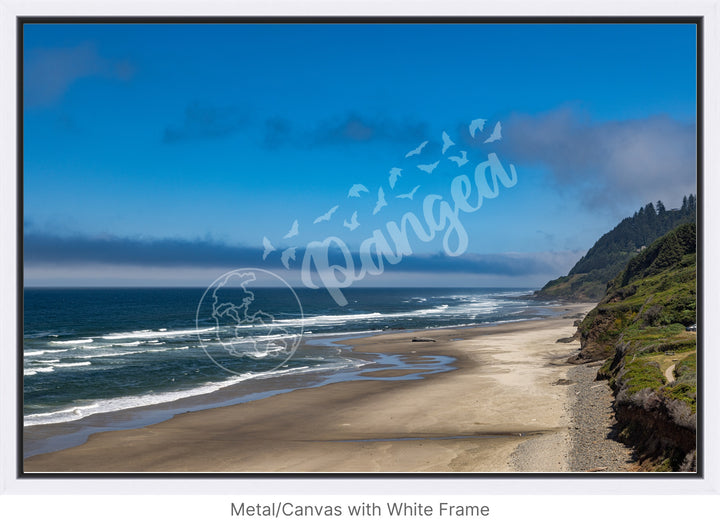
[24,304,596,473]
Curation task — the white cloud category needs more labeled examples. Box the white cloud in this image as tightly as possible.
[499,107,697,210]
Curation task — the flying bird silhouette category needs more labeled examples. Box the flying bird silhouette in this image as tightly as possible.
[347,184,369,198]
[441,131,455,154]
[373,187,387,215]
[448,150,468,167]
[405,140,428,158]
[262,237,275,260]
[469,118,487,138]
[417,161,440,174]
[484,121,502,143]
[396,185,421,200]
[343,211,360,231]
[313,205,339,223]
[281,247,297,269]
[283,219,299,239]
[388,167,402,189]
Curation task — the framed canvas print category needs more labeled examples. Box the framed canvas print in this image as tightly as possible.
[17,16,701,477]
[5,1,720,528]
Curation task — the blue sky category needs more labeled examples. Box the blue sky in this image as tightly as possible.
[23,22,697,289]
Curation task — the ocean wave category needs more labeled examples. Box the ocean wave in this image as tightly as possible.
[74,345,185,360]
[63,342,148,351]
[413,304,449,315]
[74,344,105,350]
[102,327,216,341]
[303,329,384,339]
[221,332,299,344]
[24,367,55,376]
[23,360,350,427]
[51,361,92,368]
[24,375,253,426]
[75,350,143,359]
[24,349,69,357]
[244,305,456,329]
[50,338,93,345]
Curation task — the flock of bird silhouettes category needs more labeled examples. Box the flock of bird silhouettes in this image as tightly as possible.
[262,119,502,269]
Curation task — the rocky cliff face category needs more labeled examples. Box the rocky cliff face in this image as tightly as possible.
[614,401,696,471]
[596,339,697,471]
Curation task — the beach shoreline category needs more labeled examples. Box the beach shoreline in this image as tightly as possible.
[24,303,600,473]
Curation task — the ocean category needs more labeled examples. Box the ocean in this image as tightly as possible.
[23,286,555,455]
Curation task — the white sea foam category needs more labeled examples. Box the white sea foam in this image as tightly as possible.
[75,350,143,359]
[24,367,55,376]
[51,361,92,368]
[67,343,143,351]
[237,305,456,329]
[74,344,180,360]
[102,327,215,340]
[23,377,250,426]
[23,361,348,427]
[222,332,298,345]
[50,338,93,345]
[303,329,383,339]
[413,304,449,315]
[24,349,69,357]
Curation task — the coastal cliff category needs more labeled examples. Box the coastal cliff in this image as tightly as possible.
[534,196,696,302]
[572,223,697,471]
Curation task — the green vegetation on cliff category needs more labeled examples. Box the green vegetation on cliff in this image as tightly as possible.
[534,196,696,301]
[578,222,696,359]
[576,222,697,471]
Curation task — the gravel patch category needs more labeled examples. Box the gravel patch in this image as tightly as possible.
[510,430,570,472]
[566,362,636,472]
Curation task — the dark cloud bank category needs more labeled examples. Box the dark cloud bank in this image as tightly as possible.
[24,233,562,278]
[163,103,428,148]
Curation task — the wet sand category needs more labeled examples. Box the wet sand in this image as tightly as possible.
[24,304,593,473]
